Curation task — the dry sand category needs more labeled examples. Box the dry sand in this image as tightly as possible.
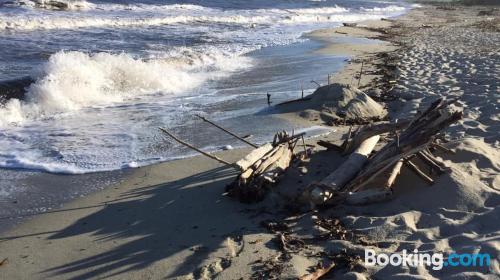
[1,4,499,280]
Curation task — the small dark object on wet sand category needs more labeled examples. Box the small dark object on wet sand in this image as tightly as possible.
[0,258,8,267]
[261,220,289,233]
[342,22,357,27]
[477,9,495,16]
[314,218,348,240]
[276,233,305,252]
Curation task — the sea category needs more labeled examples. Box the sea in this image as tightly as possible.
[0,0,413,227]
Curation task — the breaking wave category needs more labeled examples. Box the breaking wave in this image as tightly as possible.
[0,4,408,31]
[0,48,252,126]
[3,0,94,10]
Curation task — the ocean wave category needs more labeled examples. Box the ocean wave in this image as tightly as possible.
[4,0,94,10]
[0,4,409,31]
[0,14,272,31]
[360,5,406,12]
[0,48,252,126]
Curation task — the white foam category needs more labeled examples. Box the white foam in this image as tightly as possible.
[0,4,409,31]
[0,48,252,126]
[360,5,406,13]
[0,2,413,174]
[8,0,95,11]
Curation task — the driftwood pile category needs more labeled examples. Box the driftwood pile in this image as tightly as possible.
[160,117,306,203]
[159,97,461,207]
[306,98,462,206]
[226,131,305,203]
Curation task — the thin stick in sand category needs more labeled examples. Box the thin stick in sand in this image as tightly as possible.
[404,159,434,185]
[194,115,258,148]
[159,127,234,167]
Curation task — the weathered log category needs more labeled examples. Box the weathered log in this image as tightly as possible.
[254,144,288,175]
[307,135,380,205]
[386,159,403,189]
[236,143,274,171]
[261,147,293,184]
[344,98,462,192]
[345,189,393,205]
[227,132,298,202]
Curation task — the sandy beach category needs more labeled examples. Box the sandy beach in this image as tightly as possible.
[1,3,499,280]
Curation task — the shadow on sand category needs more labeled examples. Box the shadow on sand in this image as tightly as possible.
[37,165,256,279]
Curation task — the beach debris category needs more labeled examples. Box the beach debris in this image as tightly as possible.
[276,233,305,252]
[299,261,335,280]
[194,114,258,148]
[341,119,411,154]
[159,128,233,166]
[308,135,380,205]
[314,217,348,240]
[478,9,495,16]
[316,140,344,152]
[251,253,290,280]
[306,98,462,206]
[0,258,8,267]
[342,22,358,27]
[227,131,301,202]
[261,219,290,233]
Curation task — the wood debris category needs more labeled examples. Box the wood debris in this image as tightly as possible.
[306,98,462,206]
[227,131,301,202]
[299,261,335,280]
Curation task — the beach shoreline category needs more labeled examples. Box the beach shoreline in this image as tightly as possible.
[1,3,499,279]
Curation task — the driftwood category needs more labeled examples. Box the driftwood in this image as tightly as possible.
[345,189,393,205]
[342,119,411,154]
[317,140,344,152]
[307,98,462,206]
[308,136,380,204]
[227,131,299,202]
[385,160,403,189]
[299,261,336,280]
[195,115,258,148]
[418,149,446,174]
[344,98,461,193]
[159,128,233,167]
[404,159,434,185]
[236,143,274,171]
